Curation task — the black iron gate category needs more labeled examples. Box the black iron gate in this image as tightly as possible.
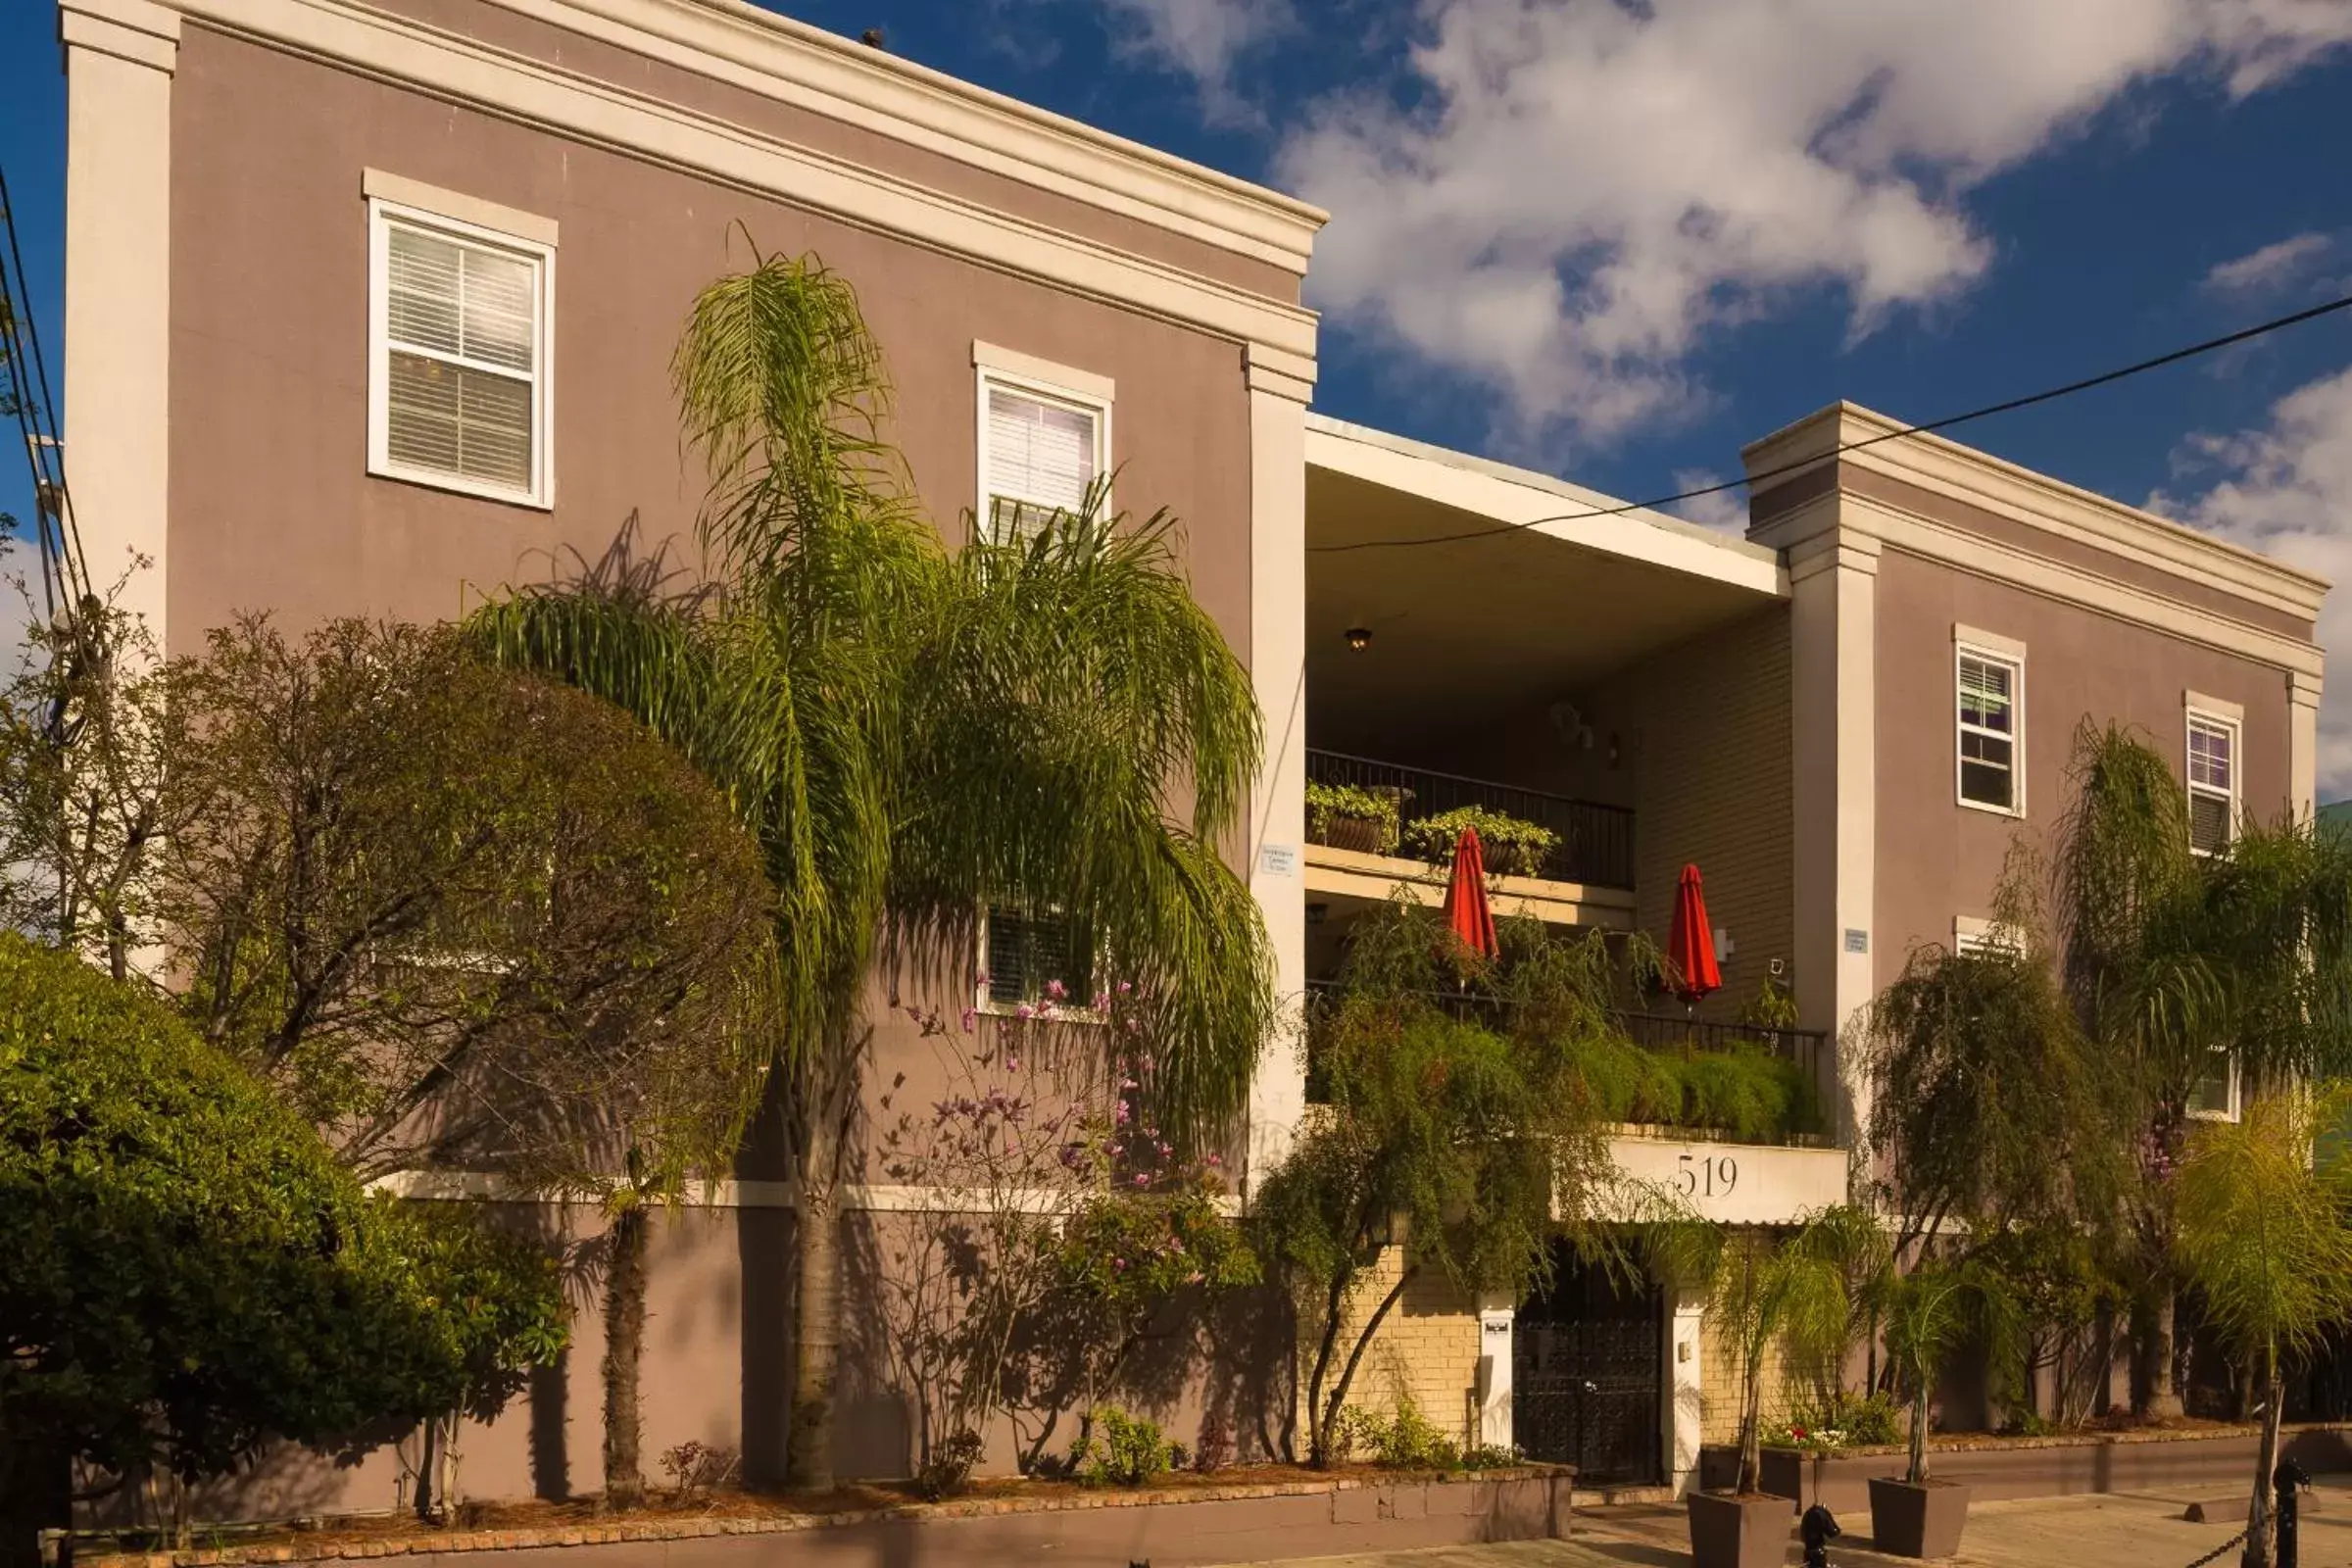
[1512,1249,1663,1486]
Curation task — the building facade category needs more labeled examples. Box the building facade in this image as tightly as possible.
[54,0,2328,1515]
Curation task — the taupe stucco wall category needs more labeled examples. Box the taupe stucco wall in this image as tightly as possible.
[165,24,1255,663]
[1871,549,2294,987]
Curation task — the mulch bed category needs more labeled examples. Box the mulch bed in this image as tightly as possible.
[79,1462,1567,1568]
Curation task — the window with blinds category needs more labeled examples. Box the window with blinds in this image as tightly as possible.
[2187,1049,2238,1121]
[979,376,1105,541]
[980,906,1096,1010]
[2186,711,2237,856]
[369,204,552,505]
[1956,646,2023,812]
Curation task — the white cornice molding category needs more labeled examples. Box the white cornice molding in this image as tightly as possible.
[1849,491,2324,679]
[164,0,1320,369]
[478,0,1326,274]
[1744,401,2328,625]
[60,0,182,72]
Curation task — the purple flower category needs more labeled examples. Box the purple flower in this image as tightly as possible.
[1015,1003,1035,1020]
[1046,978,1068,1001]
[1117,980,1133,996]
[1204,1152,1223,1167]
[1006,1055,1021,1071]
[1093,991,1111,1011]
[1114,1101,1132,1126]
[959,1008,976,1032]
[1113,1257,1128,1270]
[1133,1172,1152,1187]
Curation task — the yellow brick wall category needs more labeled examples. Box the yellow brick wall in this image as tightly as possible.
[1625,607,1795,1024]
[1700,1314,1806,1446]
[1309,1243,1486,1447]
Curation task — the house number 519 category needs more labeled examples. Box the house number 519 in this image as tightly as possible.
[1676,1152,1738,1198]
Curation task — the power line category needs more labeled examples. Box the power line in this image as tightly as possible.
[1310,290,2352,556]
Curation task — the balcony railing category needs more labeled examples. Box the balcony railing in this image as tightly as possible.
[1300,983,1831,1143]
[1305,749,1635,890]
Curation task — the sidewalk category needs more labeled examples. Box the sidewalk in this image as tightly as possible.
[1206,1479,2348,1568]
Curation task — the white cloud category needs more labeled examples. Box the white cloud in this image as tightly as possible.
[2153,364,2352,798]
[1099,0,1291,114]
[2203,232,2335,295]
[1273,0,2352,446]
[1667,469,1748,533]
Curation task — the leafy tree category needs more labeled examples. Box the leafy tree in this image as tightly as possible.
[2174,1089,2352,1568]
[1663,1211,1855,1496]
[469,251,1272,1488]
[150,616,777,1505]
[0,935,564,1567]
[1879,1259,2018,1483]
[2054,721,2352,1415]
[1252,910,1630,1467]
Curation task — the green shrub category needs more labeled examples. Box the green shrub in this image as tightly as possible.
[1783,1390,1903,1447]
[1342,1397,1461,1470]
[1305,782,1402,855]
[915,1430,986,1499]
[1459,1444,1521,1470]
[1073,1406,1174,1488]
[0,935,564,1530]
[1402,806,1558,877]
[1571,1032,1820,1143]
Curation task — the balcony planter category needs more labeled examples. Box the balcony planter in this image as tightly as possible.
[1304,782,1402,857]
[1402,806,1559,880]
[1686,1489,1793,1568]
[1867,1477,1970,1559]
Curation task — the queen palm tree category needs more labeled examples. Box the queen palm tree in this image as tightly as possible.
[2055,720,2352,1417]
[470,251,1272,1490]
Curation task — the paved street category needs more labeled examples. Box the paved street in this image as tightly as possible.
[1208,1480,2352,1568]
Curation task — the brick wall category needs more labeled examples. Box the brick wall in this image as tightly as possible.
[1310,1244,1485,1447]
[1700,1315,1805,1446]
[1625,607,1794,1023]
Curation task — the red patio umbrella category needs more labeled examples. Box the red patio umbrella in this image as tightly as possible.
[1668,862,1722,1004]
[1441,826,1498,959]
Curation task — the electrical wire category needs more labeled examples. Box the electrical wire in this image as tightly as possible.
[1310,289,2352,556]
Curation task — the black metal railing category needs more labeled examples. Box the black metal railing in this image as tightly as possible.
[1305,749,1636,890]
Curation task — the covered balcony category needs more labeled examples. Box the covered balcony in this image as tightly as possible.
[1301,413,1798,1025]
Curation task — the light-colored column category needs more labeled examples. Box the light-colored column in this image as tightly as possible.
[2289,668,2322,822]
[1244,351,1311,1190]
[60,0,179,655]
[1668,1289,1705,1496]
[1475,1299,1514,1450]
[1786,530,1879,1150]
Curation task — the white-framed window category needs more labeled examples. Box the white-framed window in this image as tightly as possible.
[2187,1050,2240,1122]
[1955,635,2025,815]
[368,190,555,508]
[974,345,1111,542]
[2185,702,2241,857]
[976,906,1098,1015]
[1952,915,2022,957]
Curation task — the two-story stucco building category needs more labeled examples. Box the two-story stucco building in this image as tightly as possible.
[52,0,2327,1510]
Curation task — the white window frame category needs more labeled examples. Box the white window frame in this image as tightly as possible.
[2186,1050,2241,1123]
[1954,629,2027,818]
[973,343,1112,541]
[1952,915,2023,956]
[973,905,1105,1022]
[367,185,557,509]
[2184,694,2243,858]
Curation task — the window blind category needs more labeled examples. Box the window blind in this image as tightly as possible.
[984,385,1098,536]
[384,222,538,492]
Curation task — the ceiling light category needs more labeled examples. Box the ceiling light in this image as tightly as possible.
[1345,626,1372,651]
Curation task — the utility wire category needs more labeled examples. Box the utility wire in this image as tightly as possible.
[1311,290,2352,555]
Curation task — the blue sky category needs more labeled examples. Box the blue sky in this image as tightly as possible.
[5,0,2352,780]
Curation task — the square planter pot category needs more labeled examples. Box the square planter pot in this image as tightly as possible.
[1868,1476,1972,1559]
[1687,1489,1794,1568]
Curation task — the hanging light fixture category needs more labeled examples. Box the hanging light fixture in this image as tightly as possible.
[1345,625,1373,651]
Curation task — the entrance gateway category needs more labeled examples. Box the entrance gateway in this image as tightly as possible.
[1512,1246,1664,1486]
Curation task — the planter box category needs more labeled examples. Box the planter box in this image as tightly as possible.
[1700,1425,2352,1520]
[1687,1490,1794,1568]
[1867,1477,1970,1558]
[1315,814,1394,857]
[79,1470,1575,1568]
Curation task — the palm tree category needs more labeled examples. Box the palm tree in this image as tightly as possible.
[2174,1089,2352,1568]
[471,251,1272,1490]
[2054,720,2352,1417]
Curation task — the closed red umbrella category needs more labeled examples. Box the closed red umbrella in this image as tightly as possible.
[1668,862,1722,1003]
[1442,826,1498,959]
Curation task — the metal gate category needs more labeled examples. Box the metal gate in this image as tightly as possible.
[1513,1250,1663,1486]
